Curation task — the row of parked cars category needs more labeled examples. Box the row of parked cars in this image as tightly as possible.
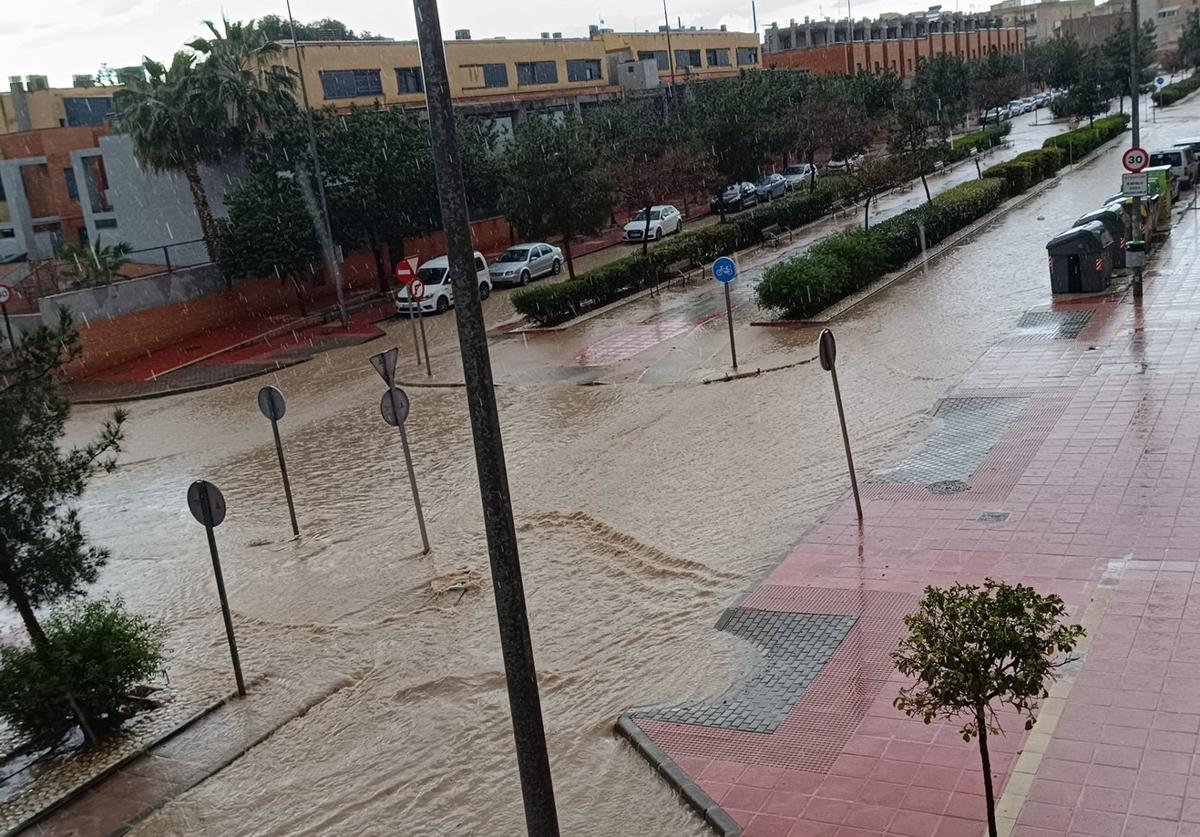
[393,243,564,315]
[982,90,1065,124]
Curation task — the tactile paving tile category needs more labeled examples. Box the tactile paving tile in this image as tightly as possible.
[1008,309,1095,342]
[869,397,1027,487]
[633,587,916,773]
[637,611,856,733]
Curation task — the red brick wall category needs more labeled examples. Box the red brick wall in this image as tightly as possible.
[766,29,1024,77]
[1,126,103,245]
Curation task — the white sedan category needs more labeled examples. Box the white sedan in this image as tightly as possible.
[623,205,683,243]
[395,251,492,315]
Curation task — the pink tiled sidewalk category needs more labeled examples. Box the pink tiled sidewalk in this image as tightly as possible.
[625,211,1200,836]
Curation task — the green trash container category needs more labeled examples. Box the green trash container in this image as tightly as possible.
[1046,221,1114,293]
[1076,207,1127,268]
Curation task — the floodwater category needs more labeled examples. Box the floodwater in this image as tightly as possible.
[29,103,1196,835]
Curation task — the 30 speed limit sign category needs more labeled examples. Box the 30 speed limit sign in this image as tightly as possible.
[1123,147,1149,173]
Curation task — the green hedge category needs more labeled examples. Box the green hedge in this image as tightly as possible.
[1152,74,1200,107]
[943,123,1013,164]
[756,179,1005,319]
[1041,114,1129,160]
[511,181,849,325]
[980,147,1067,197]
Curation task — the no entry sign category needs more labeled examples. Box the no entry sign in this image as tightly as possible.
[394,255,418,284]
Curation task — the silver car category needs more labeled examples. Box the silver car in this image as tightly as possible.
[487,243,563,286]
[755,173,789,201]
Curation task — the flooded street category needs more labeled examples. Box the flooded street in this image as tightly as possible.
[35,104,1197,836]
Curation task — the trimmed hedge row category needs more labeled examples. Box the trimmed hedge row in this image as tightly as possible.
[511,180,852,325]
[1152,74,1200,107]
[756,179,1006,319]
[981,146,1067,196]
[1041,114,1129,160]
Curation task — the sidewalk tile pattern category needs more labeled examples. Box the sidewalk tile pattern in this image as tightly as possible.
[625,212,1200,836]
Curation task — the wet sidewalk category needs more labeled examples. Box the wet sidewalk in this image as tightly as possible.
[621,202,1200,833]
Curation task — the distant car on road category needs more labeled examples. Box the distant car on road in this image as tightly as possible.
[782,163,818,189]
[711,182,758,213]
[487,243,562,286]
[1150,148,1192,193]
[825,154,864,174]
[395,251,492,315]
[623,205,683,242]
[755,173,789,201]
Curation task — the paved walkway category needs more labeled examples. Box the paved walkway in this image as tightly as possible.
[622,200,1200,835]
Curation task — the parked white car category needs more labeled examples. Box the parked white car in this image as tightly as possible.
[487,243,562,286]
[395,251,492,315]
[623,205,683,242]
[782,163,819,188]
[825,154,864,173]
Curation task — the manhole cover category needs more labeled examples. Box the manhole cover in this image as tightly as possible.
[929,479,969,495]
[978,510,1010,523]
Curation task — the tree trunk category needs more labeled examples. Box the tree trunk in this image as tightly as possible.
[367,230,388,294]
[563,235,576,279]
[976,705,998,837]
[181,161,219,266]
[0,552,50,653]
[289,273,309,317]
[641,203,653,257]
[808,150,818,193]
[921,173,932,204]
[863,195,871,230]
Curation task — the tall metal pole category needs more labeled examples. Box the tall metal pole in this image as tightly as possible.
[723,283,738,370]
[286,0,347,326]
[269,417,300,537]
[663,0,678,94]
[389,388,430,554]
[1130,0,1144,300]
[410,4,560,835]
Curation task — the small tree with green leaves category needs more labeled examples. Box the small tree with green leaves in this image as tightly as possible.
[498,114,611,278]
[892,580,1085,837]
[0,314,164,747]
[55,236,134,289]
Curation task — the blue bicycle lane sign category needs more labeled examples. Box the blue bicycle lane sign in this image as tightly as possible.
[713,256,737,283]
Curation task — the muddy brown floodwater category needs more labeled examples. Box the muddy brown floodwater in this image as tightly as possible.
[30,114,1190,835]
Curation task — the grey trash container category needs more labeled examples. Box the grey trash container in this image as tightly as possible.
[1076,207,1127,269]
[1046,221,1114,294]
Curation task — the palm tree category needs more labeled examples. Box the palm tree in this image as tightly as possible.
[56,236,134,288]
[114,18,296,262]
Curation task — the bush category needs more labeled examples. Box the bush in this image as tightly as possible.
[983,160,1035,195]
[1042,114,1128,160]
[944,123,1013,163]
[1152,74,1200,107]
[756,178,1005,319]
[0,598,166,748]
[511,179,849,325]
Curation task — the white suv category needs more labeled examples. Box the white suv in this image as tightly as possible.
[395,251,492,315]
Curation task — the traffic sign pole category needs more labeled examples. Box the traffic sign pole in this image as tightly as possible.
[818,330,863,521]
[391,387,430,555]
[257,386,298,537]
[1129,0,1144,300]
[187,480,246,696]
[417,307,432,378]
[397,259,423,365]
[713,256,739,370]
[371,356,431,555]
[408,278,433,378]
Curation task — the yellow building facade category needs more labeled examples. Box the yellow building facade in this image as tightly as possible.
[279,29,760,111]
[0,84,119,135]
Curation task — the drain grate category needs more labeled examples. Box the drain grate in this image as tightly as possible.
[870,397,1026,489]
[1009,309,1094,342]
[978,510,1011,523]
[635,609,855,733]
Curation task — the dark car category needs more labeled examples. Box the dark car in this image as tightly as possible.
[711,182,758,213]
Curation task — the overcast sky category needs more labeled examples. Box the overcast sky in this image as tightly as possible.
[2,0,993,88]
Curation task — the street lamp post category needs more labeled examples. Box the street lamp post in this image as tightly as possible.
[1130,0,1144,300]
[409,1,561,834]
[286,0,347,327]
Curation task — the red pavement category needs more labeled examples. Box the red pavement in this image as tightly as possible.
[625,218,1200,835]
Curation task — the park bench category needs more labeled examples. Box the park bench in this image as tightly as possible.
[653,257,697,296]
[761,223,792,247]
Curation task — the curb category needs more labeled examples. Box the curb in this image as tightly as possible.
[2,680,256,837]
[752,128,1129,328]
[614,714,742,837]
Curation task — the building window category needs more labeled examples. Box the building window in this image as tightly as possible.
[907,58,913,71]
[319,69,383,99]
[874,61,881,73]
[63,96,114,127]
[64,168,79,201]
[638,50,670,72]
[483,63,508,88]
[516,61,558,85]
[675,49,702,69]
[566,59,602,82]
[95,218,118,229]
[737,46,759,65]
[395,67,423,94]
[706,48,731,66]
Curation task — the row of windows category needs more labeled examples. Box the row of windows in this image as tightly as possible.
[319,47,754,99]
[320,56,612,99]
[637,46,758,72]
[853,44,1021,75]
